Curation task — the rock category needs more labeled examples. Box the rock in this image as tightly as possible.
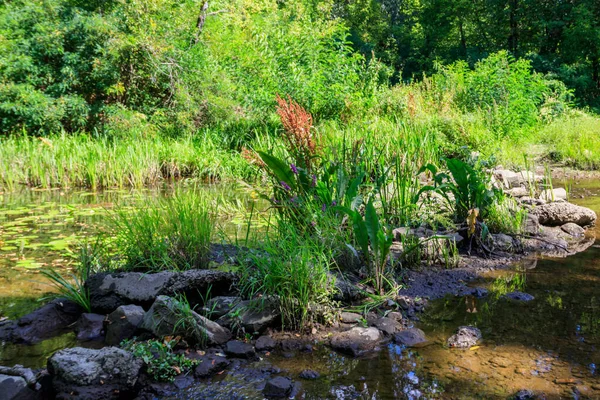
[0,365,37,388]
[471,287,488,298]
[47,347,142,399]
[520,196,546,206]
[0,299,82,344]
[540,188,568,202]
[519,171,544,184]
[561,222,585,237]
[333,278,364,302]
[339,312,362,324]
[503,291,535,302]
[299,369,320,380]
[255,336,276,352]
[386,311,403,322]
[494,170,523,188]
[76,313,105,341]
[263,376,293,398]
[530,202,596,227]
[194,353,230,378]
[201,296,241,320]
[141,296,231,345]
[492,233,514,252]
[393,328,428,347]
[513,389,536,399]
[372,317,402,336]
[447,326,482,348]
[0,374,36,400]
[522,214,541,235]
[330,327,383,356]
[505,187,529,198]
[87,270,236,314]
[105,305,145,346]
[225,340,256,359]
[216,300,280,334]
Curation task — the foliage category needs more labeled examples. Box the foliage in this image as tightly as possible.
[110,189,215,271]
[238,225,334,330]
[417,158,501,223]
[485,196,527,235]
[121,338,197,382]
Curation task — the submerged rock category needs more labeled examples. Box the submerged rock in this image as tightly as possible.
[447,326,482,349]
[194,352,230,378]
[0,299,82,344]
[87,270,236,314]
[530,202,596,227]
[503,291,535,302]
[47,347,142,399]
[105,304,144,346]
[372,317,403,336]
[513,389,537,400]
[263,376,293,398]
[330,327,384,356]
[393,328,428,347]
[141,296,231,345]
[76,313,105,341]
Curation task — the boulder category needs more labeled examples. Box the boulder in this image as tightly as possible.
[255,336,276,352]
[540,188,568,202]
[561,222,585,237]
[520,197,546,206]
[47,347,142,399]
[201,296,241,320]
[330,327,383,356]
[393,328,428,347]
[141,296,231,345]
[522,214,541,235]
[505,187,529,198]
[76,313,105,341]
[194,353,230,378]
[447,326,482,349]
[333,278,364,303]
[0,373,37,400]
[263,376,293,398]
[372,317,402,336]
[105,305,145,346]
[530,202,596,227]
[216,300,280,334]
[492,233,514,252]
[0,299,82,344]
[224,340,256,359]
[339,312,362,324]
[87,270,236,314]
[494,170,523,188]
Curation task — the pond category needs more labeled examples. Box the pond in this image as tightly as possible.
[1,183,600,398]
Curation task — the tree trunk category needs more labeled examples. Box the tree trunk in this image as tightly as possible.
[508,0,519,54]
[193,1,209,45]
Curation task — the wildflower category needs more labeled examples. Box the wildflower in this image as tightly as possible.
[331,200,337,206]
[321,204,326,212]
[311,175,317,187]
[290,164,298,174]
[281,181,291,191]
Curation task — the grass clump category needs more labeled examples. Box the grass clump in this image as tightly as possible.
[110,190,215,272]
[121,338,197,382]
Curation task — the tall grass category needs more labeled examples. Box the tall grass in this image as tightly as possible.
[110,190,216,272]
[0,131,251,191]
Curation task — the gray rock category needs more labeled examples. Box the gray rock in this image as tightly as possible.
[299,369,320,380]
[505,187,528,198]
[201,296,241,320]
[514,389,537,399]
[330,327,383,356]
[447,326,482,348]
[255,336,276,352]
[87,270,236,314]
[540,188,568,202]
[561,222,585,237]
[530,202,596,227]
[105,305,145,346]
[520,196,546,206]
[0,299,82,344]
[47,347,142,399]
[504,291,535,302]
[522,214,541,235]
[194,354,229,378]
[339,312,362,324]
[372,317,402,336]
[263,376,293,398]
[393,328,428,347]
[225,340,256,359]
[141,296,231,345]
[492,233,514,252]
[216,300,280,334]
[333,278,364,302]
[0,374,35,400]
[386,311,403,322]
[494,170,523,188]
[0,365,37,388]
[76,313,105,341]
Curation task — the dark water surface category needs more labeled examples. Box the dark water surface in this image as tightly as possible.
[1,183,600,398]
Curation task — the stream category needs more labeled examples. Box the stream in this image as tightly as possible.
[1,183,600,399]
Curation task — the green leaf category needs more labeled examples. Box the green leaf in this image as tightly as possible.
[257,151,296,190]
[364,199,380,258]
